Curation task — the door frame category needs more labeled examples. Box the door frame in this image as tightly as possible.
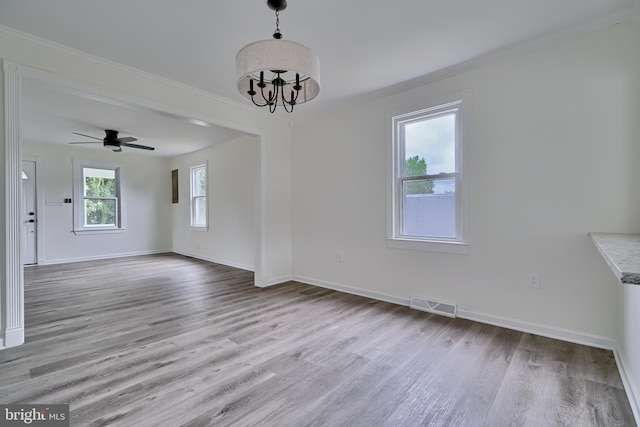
[22,156,44,265]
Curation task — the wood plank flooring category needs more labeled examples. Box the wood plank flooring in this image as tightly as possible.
[1,253,635,426]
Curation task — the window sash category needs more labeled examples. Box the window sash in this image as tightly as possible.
[192,168,206,197]
[398,110,458,179]
[191,195,207,227]
[399,172,457,184]
[83,196,118,227]
[399,176,458,240]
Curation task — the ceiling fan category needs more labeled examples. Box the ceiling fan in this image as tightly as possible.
[69,129,155,152]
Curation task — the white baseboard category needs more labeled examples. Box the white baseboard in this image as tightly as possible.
[292,275,411,306]
[613,346,640,424]
[43,249,172,265]
[293,275,615,350]
[1,327,24,349]
[262,275,294,287]
[456,309,616,350]
[171,250,254,272]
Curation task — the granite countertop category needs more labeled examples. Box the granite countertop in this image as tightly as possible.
[590,233,640,285]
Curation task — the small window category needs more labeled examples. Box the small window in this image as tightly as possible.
[388,91,471,253]
[73,160,124,234]
[190,164,208,228]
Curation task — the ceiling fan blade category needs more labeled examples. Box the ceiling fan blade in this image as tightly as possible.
[68,141,103,144]
[117,137,138,143]
[112,147,123,153]
[120,142,155,151]
[72,132,103,141]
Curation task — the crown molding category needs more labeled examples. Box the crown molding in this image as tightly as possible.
[0,25,254,113]
[295,7,636,122]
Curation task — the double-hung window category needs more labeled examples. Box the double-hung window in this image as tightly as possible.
[73,160,124,233]
[190,163,208,228]
[388,91,471,253]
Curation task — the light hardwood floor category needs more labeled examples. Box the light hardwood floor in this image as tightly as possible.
[1,253,635,426]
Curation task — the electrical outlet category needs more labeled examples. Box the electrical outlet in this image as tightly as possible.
[528,272,540,288]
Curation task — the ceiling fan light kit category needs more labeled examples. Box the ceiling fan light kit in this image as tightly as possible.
[236,0,320,113]
[69,129,155,152]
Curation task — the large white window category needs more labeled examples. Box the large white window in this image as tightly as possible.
[190,163,208,228]
[388,91,471,253]
[73,160,124,234]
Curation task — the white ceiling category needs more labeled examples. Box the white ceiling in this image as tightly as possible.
[20,79,248,157]
[1,0,637,156]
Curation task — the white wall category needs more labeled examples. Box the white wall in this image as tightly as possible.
[0,26,294,348]
[0,24,293,287]
[171,135,259,270]
[293,21,640,341]
[22,141,172,263]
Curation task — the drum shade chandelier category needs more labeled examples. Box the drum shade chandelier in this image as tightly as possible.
[236,0,320,113]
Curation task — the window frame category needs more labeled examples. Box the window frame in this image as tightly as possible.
[73,159,125,235]
[190,163,208,230]
[386,90,472,254]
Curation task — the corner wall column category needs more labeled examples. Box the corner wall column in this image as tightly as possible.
[2,60,24,348]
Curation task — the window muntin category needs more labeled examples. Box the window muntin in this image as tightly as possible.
[190,164,207,228]
[389,93,470,252]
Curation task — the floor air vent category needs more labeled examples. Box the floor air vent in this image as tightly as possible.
[409,296,457,318]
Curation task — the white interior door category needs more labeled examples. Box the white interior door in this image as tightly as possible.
[22,160,37,265]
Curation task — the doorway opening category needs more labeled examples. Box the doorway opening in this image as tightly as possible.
[21,159,37,265]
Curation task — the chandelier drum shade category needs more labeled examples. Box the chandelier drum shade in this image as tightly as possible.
[235,0,320,113]
[236,40,320,110]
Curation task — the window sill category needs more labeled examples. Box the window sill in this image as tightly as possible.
[73,228,126,236]
[190,225,209,232]
[386,238,470,254]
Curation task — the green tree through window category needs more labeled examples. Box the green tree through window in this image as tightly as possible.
[405,155,434,194]
[85,176,116,197]
[83,169,117,226]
